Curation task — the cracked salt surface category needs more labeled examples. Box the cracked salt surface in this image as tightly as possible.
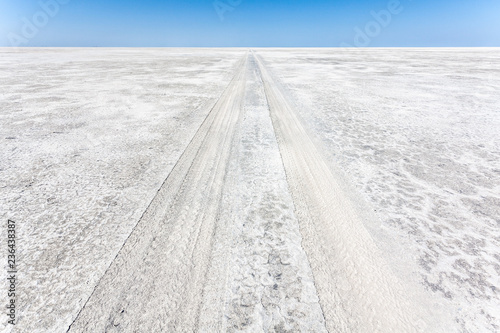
[1,48,499,332]
[219,56,327,332]
[258,47,500,332]
[0,48,246,332]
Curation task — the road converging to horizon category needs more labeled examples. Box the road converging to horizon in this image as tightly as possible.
[1,48,499,333]
[68,53,435,332]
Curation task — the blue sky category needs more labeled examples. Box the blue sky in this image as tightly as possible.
[1,0,499,47]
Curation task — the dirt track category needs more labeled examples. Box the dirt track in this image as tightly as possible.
[68,54,250,331]
[67,53,331,332]
[2,48,498,332]
[66,53,428,332]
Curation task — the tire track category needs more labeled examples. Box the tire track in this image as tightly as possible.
[196,54,328,332]
[67,53,248,332]
[255,53,427,333]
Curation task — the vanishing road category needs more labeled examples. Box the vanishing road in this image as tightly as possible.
[65,53,428,332]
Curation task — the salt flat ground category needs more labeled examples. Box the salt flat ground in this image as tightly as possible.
[0,48,499,332]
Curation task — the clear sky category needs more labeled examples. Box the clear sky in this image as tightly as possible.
[1,0,499,47]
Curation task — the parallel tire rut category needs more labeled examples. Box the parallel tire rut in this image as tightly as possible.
[254,53,425,333]
[68,54,248,332]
